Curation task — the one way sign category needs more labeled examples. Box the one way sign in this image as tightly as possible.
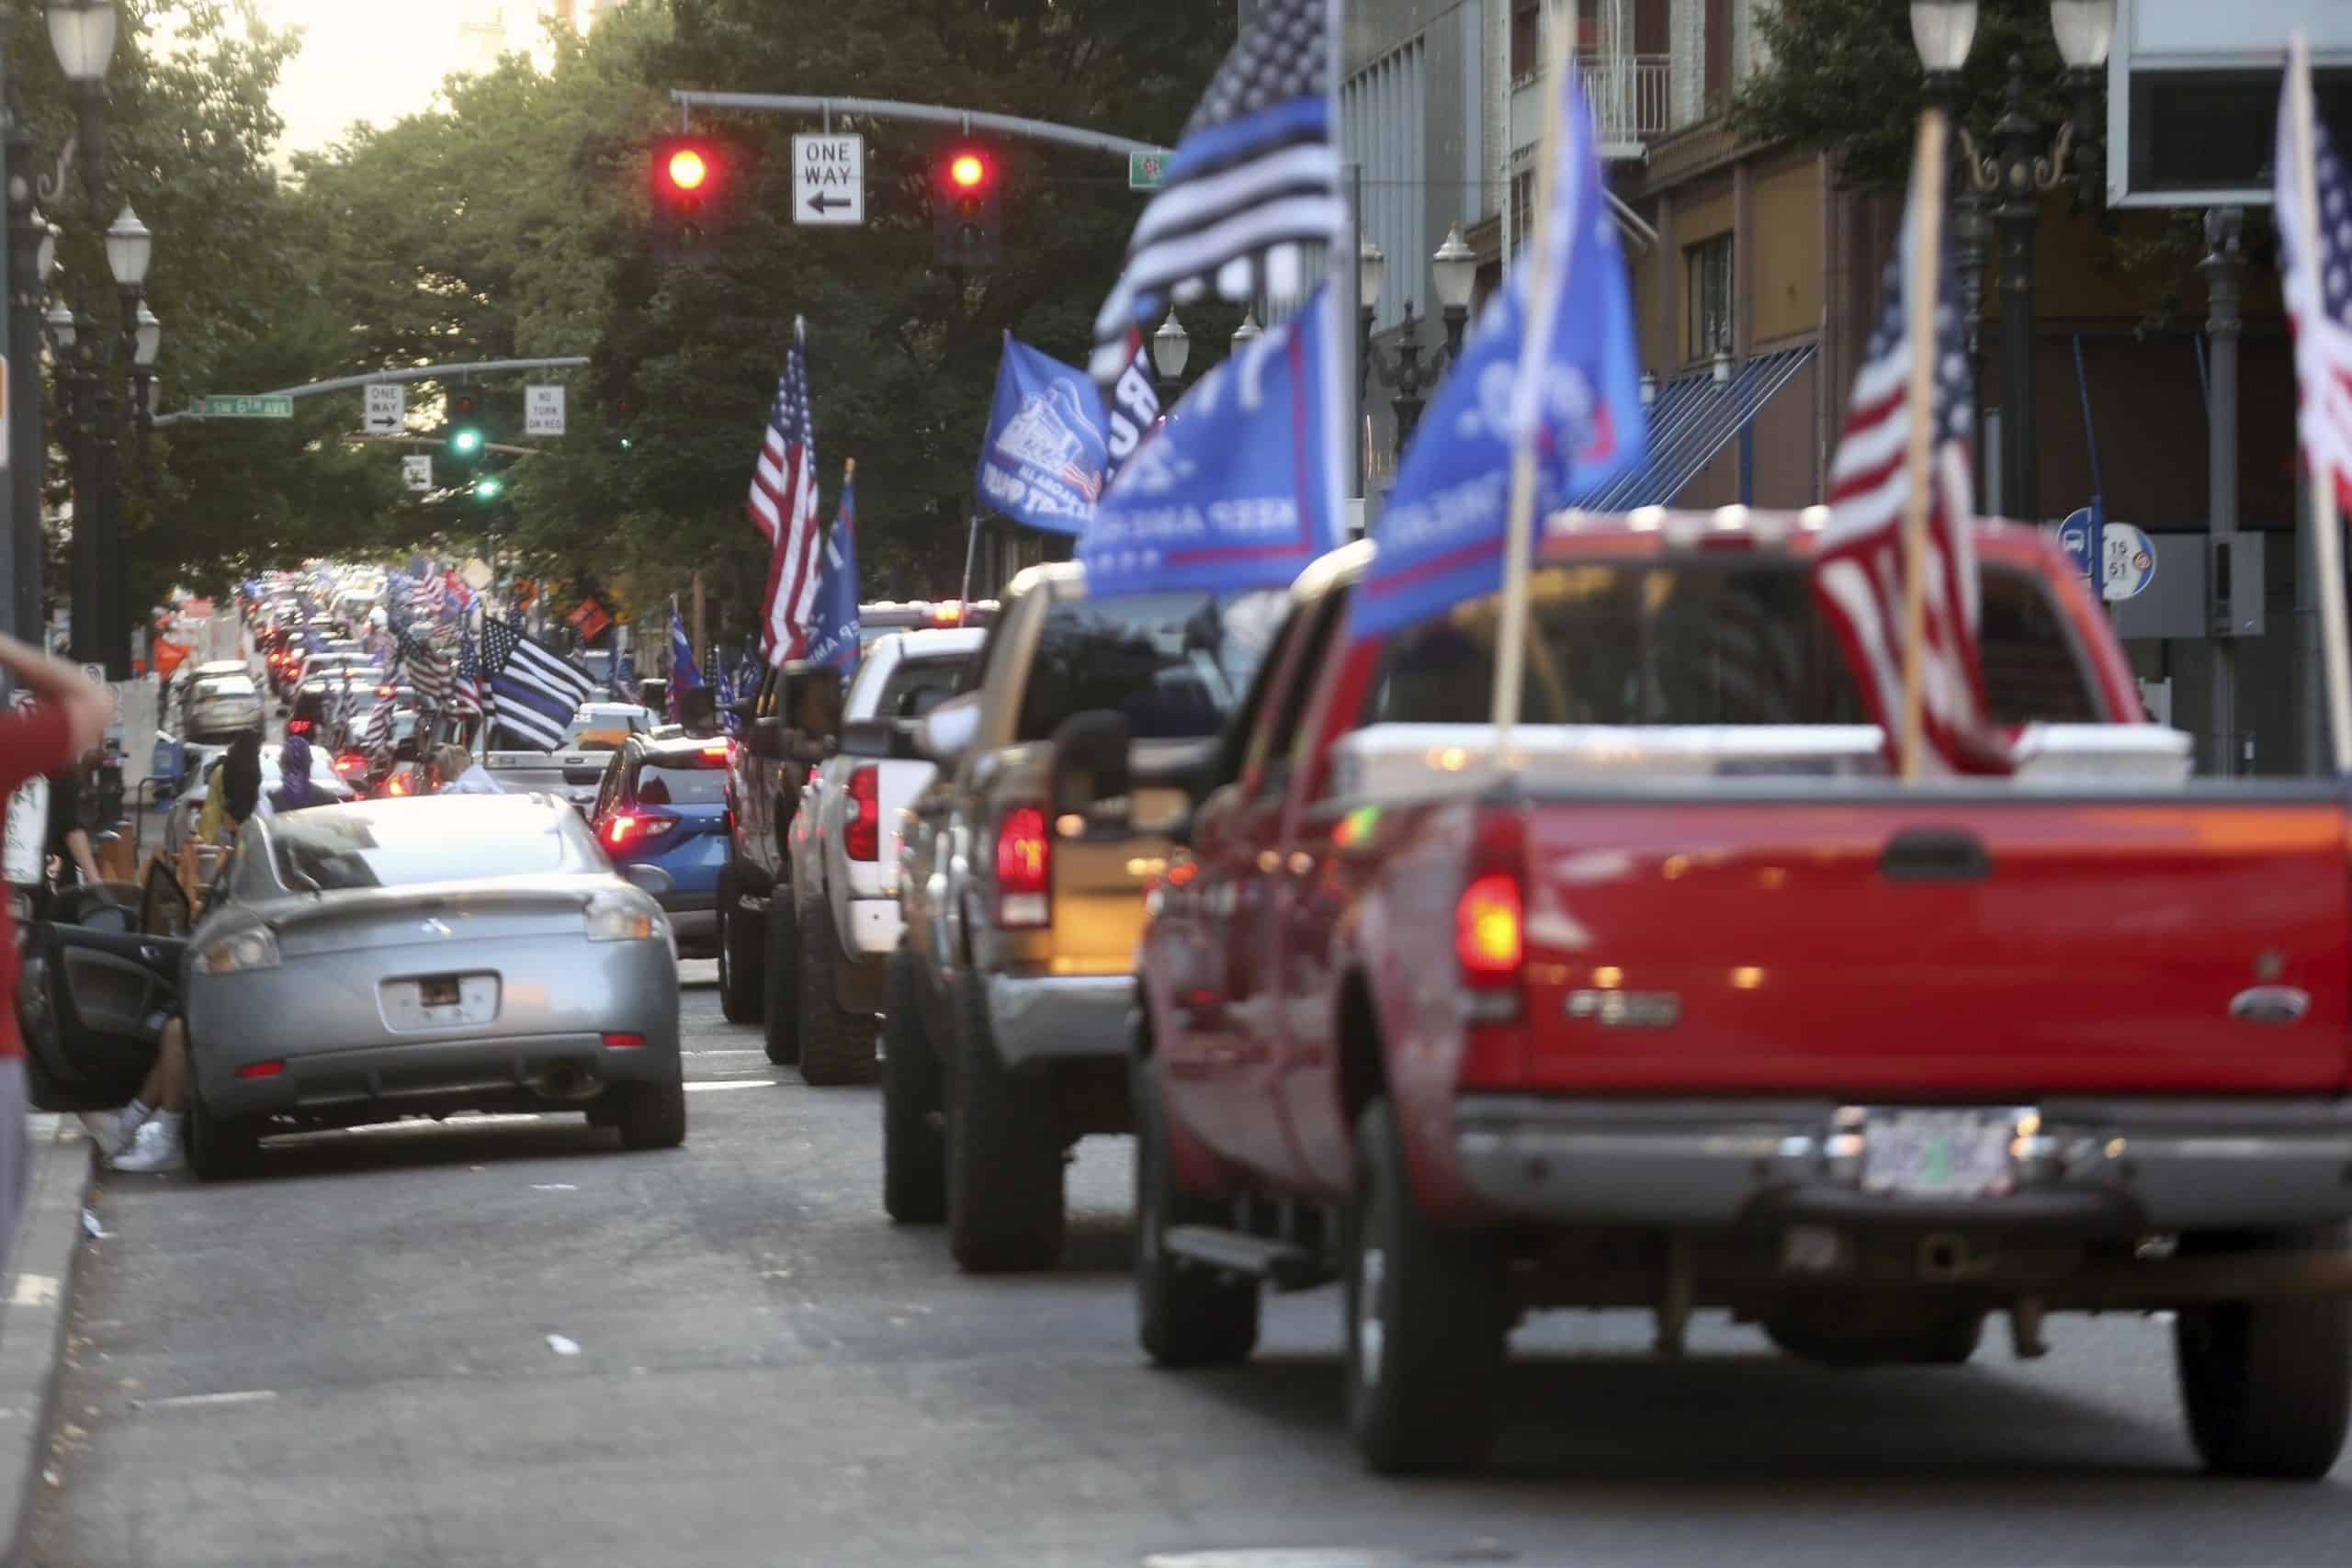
[792,133,865,227]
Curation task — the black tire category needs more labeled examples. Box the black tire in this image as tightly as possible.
[947,977,1066,1274]
[715,866,763,1025]
[617,1075,687,1151]
[2176,1228,2352,1480]
[762,888,800,1066]
[186,1091,261,1182]
[880,951,946,1224]
[1345,1098,1507,1473]
[1134,1054,1258,1367]
[797,894,878,1087]
[1763,1311,1984,1370]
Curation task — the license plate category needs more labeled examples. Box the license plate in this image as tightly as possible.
[382,974,500,1032]
[1860,1109,2022,1199]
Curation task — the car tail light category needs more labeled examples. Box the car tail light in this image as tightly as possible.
[601,1032,647,1048]
[994,805,1050,928]
[700,741,733,763]
[334,752,368,778]
[604,811,679,852]
[931,601,965,626]
[1454,811,1530,1084]
[845,766,880,861]
[387,773,413,796]
[237,1060,286,1079]
[287,718,312,736]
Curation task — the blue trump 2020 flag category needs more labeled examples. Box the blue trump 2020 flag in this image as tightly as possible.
[1354,62,1645,640]
[1080,284,1347,600]
[804,468,862,674]
[977,336,1109,537]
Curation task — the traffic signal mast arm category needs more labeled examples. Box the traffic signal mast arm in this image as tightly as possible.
[670,89,1170,160]
[151,355,591,430]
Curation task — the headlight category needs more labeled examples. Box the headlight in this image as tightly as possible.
[584,892,662,943]
[198,926,281,976]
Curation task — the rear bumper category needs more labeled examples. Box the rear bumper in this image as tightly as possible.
[1453,1096,2352,1234]
[202,1032,678,1122]
[985,973,1134,1068]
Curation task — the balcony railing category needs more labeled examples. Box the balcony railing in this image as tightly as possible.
[1511,53,1674,155]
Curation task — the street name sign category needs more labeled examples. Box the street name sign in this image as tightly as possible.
[364,382,405,436]
[525,385,567,437]
[192,395,293,419]
[793,133,865,226]
[402,454,434,492]
[1127,151,1169,190]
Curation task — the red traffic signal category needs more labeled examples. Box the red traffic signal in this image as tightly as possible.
[933,142,1001,267]
[652,133,722,208]
[949,152,988,190]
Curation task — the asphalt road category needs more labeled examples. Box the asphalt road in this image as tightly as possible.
[31,967,2352,1568]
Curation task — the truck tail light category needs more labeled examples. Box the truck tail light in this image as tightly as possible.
[1454,810,1530,1085]
[845,766,880,861]
[994,805,1050,928]
[1455,874,1522,980]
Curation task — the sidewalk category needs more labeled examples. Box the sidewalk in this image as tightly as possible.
[0,1117,96,1567]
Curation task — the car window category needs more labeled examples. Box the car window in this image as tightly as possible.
[634,758,729,806]
[271,807,578,891]
[1014,589,1287,743]
[1240,587,1350,792]
[865,655,972,723]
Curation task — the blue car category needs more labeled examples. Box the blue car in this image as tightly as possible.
[586,733,736,957]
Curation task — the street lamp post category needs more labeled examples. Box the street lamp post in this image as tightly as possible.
[106,202,151,674]
[1149,310,1190,405]
[1908,0,2114,523]
[1361,229,1479,463]
[1431,222,1477,361]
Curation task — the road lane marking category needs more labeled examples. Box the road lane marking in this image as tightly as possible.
[138,1390,278,1412]
[684,1048,769,1056]
[683,1079,782,1092]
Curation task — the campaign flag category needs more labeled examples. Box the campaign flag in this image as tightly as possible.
[1100,328,1162,484]
[804,468,863,673]
[754,318,823,665]
[1088,0,1345,380]
[665,601,703,723]
[481,616,597,752]
[1354,62,1645,640]
[978,337,1110,536]
[1080,284,1346,600]
[1811,132,2008,774]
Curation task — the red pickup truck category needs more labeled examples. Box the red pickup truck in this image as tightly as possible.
[1091,510,2352,1479]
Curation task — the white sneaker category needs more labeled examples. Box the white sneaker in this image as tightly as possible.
[77,1107,146,1159]
[109,1116,186,1174]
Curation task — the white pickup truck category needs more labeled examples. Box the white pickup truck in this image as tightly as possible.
[776,628,985,1085]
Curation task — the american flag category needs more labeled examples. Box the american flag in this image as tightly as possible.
[358,690,396,758]
[1811,167,2012,775]
[753,317,822,666]
[1089,0,1344,380]
[401,629,455,710]
[2280,58,2352,514]
[417,570,447,623]
[481,616,596,752]
[452,628,484,719]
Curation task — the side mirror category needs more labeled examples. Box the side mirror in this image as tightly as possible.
[745,716,786,761]
[622,863,673,897]
[1050,711,1134,818]
[917,692,985,765]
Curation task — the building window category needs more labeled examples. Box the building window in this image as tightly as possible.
[1509,169,1535,258]
[1685,234,1733,360]
[1511,0,1540,83]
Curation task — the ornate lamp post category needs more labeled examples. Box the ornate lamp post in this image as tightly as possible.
[1148,310,1190,405]
[1431,222,1477,361]
[1361,229,1481,461]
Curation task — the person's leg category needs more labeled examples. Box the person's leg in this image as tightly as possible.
[109,1021,186,1174]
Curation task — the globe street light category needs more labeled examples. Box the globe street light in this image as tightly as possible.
[1230,311,1262,352]
[105,205,152,288]
[1431,223,1477,362]
[1149,310,1190,403]
[44,0,119,85]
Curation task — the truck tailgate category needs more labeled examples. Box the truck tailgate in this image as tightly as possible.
[874,759,936,895]
[1520,793,2352,1095]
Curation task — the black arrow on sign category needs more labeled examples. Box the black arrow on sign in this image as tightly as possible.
[807,192,854,213]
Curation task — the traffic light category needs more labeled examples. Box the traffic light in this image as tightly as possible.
[933,142,1001,267]
[448,393,484,460]
[475,475,503,502]
[650,131,744,267]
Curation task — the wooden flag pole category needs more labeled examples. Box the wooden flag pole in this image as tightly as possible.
[2289,32,2352,773]
[1895,108,1949,782]
[1490,0,1578,751]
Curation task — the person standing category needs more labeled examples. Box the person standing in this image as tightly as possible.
[44,749,102,895]
[0,634,114,1253]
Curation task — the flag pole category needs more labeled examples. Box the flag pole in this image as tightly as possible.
[1491,0,1578,751]
[1895,108,1949,782]
[959,510,981,605]
[2289,32,2352,773]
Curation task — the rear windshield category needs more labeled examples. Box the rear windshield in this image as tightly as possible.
[634,758,729,806]
[271,807,578,891]
[864,654,972,723]
[196,678,254,698]
[1015,590,1288,742]
[1360,560,2098,727]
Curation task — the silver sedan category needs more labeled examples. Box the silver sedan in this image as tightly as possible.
[174,793,684,1179]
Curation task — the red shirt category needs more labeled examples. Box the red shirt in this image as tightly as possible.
[1,704,75,1059]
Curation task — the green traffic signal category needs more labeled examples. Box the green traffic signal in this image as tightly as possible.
[474,476,502,500]
[451,427,483,457]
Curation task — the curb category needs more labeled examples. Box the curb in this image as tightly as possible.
[0,1117,96,1568]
